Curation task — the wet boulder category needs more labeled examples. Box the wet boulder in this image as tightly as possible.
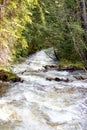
[74,75,87,80]
[0,82,9,96]
[46,77,69,82]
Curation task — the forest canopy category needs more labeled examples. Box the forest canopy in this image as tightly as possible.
[0,0,87,69]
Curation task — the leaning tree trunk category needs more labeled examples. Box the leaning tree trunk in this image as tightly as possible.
[78,0,87,68]
[1,0,6,5]
[80,0,87,29]
[79,0,87,43]
[0,0,6,19]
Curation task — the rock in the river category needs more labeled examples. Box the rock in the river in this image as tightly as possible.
[74,75,87,80]
[46,77,69,82]
[0,82,9,96]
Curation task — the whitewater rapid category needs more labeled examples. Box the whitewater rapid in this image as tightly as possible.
[0,48,87,130]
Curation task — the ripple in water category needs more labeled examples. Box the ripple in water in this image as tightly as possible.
[0,48,87,130]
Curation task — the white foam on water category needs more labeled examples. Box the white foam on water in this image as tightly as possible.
[0,48,87,130]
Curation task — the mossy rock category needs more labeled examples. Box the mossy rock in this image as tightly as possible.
[0,69,21,82]
[0,82,9,96]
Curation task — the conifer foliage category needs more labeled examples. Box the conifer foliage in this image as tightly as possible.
[0,0,87,68]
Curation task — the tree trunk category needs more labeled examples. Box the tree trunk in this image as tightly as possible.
[0,0,6,19]
[79,0,87,42]
[1,0,6,5]
[81,0,87,29]
[78,0,87,68]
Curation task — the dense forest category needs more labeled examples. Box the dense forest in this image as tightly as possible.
[0,0,87,69]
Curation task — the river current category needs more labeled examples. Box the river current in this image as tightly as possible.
[0,48,87,130]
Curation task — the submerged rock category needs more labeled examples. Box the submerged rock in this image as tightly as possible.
[0,82,9,96]
[0,69,21,82]
[74,75,87,80]
[46,77,69,82]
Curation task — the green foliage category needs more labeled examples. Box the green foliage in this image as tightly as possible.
[0,69,21,82]
[0,0,87,68]
[59,59,84,69]
[64,0,76,8]
[0,0,33,62]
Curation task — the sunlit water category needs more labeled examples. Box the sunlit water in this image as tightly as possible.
[0,48,87,130]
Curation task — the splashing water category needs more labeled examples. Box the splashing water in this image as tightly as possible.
[0,48,87,130]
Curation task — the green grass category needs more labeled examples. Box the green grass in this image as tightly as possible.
[0,69,21,82]
[59,59,84,69]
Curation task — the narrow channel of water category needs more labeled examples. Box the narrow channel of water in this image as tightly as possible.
[0,48,87,130]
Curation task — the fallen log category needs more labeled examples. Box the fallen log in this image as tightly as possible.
[43,65,79,72]
[58,66,77,71]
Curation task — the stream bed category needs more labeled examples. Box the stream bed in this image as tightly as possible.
[0,48,87,130]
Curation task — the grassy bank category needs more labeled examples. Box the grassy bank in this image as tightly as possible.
[58,59,84,70]
[0,69,21,82]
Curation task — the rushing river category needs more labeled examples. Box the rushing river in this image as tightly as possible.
[0,48,87,130]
